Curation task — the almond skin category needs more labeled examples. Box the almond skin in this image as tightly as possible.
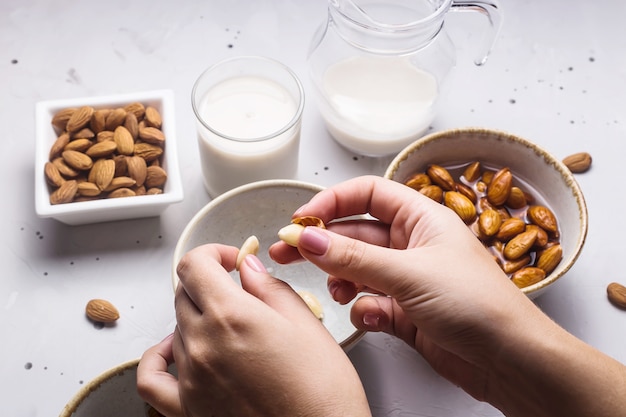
[66,106,94,134]
[444,191,477,224]
[563,152,592,173]
[85,299,120,323]
[607,282,626,309]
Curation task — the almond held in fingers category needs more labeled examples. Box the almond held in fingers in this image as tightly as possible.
[236,235,260,271]
[297,290,324,320]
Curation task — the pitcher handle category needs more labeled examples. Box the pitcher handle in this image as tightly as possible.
[451,0,503,66]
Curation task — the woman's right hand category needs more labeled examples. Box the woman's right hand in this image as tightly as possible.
[269,175,555,403]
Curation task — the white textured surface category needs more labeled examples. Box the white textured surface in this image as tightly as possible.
[1,0,625,416]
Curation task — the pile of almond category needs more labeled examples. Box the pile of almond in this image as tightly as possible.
[404,162,562,289]
[45,102,167,204]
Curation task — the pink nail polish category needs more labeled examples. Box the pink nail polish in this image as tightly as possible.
[244,255,267,273]
[299,227,329,255]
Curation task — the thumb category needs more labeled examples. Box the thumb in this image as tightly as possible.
[297,226,408,298]
[238,254,329,327]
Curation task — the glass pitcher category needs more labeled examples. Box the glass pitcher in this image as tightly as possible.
[308,0,502,156]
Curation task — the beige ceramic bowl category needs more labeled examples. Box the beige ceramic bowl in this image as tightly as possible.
[58,358,172,417]
[172,179,364,350]
[384,127,588,298]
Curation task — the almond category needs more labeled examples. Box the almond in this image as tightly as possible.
[146,187,163,195]
[44,162,65,187]
[478,209,502,237]
[607,282,626,309]
[124,112,139,140]
[404,173,431,191]
[85,299,119,323]
[127,155,147,186]
[145,165,167,188]
[50,180,78,204]
[62,150,93,171]
[563,152,592,173]
[86,140,117,158]
[103,176,136,192]
[496,217,526,241]
[66,106,94,134]
[501,255,532,275]
[511,267,545,288]
[505,186,527,209]
[427,164,455,191]
[536,244,562,275]
[133,142,163,162]
[144,106,162,129]
[52,157,79,177]
[108,187,136,198]
[419,184,443,203]
[51,107,76,132]
[114,125,135,155]
[235,235,260,271]
[49,132,71,160]
[104,108,127,131]
[462,161,482,182]
[89,158,115,190]
[124,102,146,120]
[503,228,538,260]
[138,126,165,145]
[527,205,558,234]
[487,167,512,206]
[77,181,102,197]
[90,109,109,133]
[64,138,93,152]
[444,191,477,224]
[96,130,115,142]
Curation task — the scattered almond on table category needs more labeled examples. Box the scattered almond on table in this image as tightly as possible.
[85,299,120,323]
[607,282,626,309]
[562,152,592,173]
[46,102,167,204]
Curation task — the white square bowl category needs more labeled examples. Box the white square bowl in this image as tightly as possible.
[35,90,184,225]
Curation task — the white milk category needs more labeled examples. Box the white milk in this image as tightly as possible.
[320,56,438,156]
[196,76,300,197]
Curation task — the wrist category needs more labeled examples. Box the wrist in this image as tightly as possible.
[484,297,626,417]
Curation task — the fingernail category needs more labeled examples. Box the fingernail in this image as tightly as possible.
[327,280,340,300]
[244,255,267,273]
[363,313,380,328]
[293,204,308,217]
[299,227,330,256]
[161,332,174,342]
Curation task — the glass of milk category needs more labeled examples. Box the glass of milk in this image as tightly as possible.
[192,56,304,197]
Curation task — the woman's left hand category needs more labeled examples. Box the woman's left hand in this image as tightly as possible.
[137,243,370,417]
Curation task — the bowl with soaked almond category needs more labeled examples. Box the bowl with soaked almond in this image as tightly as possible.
[384,127,588,298]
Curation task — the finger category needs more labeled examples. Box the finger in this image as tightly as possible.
[239,255,331,330]
[175,244,239,312]
[294,175,440,227]
[349,295,419,347]
[137,333,182,417]
[269,219,390,265]
[327,277,382,305]
[296,225,411,299]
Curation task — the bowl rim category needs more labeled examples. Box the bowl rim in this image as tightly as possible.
[170,179,366,349]
[34,89,184,219]
[59,358,140,417]
[384,127,589,297]
[171,179,327,289]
